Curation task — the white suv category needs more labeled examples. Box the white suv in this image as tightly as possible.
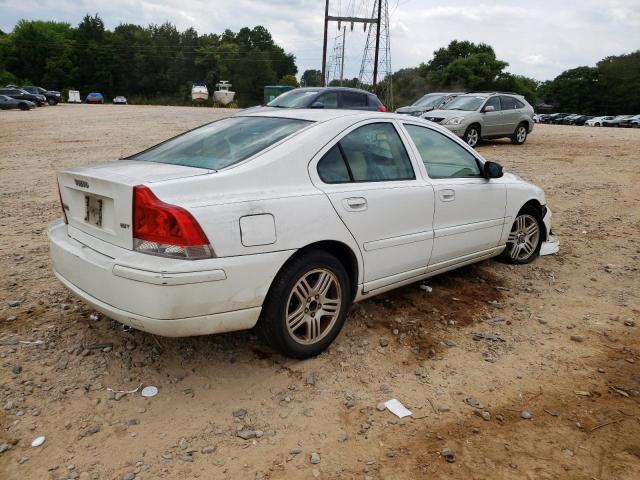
[423,92,535,148]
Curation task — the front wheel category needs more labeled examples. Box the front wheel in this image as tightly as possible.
[18,103,30,111]
[500,206,543,264]
[511,123,528,144]
[463,125,480,148]
[257,250,351,358]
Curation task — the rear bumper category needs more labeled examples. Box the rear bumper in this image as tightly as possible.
[48,219,293,337]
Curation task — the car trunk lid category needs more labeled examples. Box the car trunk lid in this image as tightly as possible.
[57,160,212,249]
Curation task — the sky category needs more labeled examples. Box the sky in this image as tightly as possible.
[1,0,639,81]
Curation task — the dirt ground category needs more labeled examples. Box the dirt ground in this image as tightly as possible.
[1,104,639,480]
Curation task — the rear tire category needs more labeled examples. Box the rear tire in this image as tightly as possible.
[499,205,543,264]
[257,250,351,359]
[463,125,480,148]
[511,123,528,145]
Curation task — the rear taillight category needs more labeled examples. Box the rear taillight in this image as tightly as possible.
[377,105,387,112]
[132,185,213,260]
[58,183,68,224]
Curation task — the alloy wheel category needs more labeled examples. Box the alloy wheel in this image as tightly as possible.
[506,214,540,261]
[285,268,342,345]
[466,127,479,147]
[516,126,527,143]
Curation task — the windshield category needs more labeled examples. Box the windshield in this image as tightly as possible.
[413,94,445,108]
[268,89,319,108]
[444,95,486,111]
[132,116,311,170]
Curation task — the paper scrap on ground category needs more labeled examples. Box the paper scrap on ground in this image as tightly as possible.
[141,385,158,398]
[384,399,412,418]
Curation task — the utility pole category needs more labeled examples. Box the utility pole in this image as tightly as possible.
[372,0,382,87]
[321,0,329,86]
[339,26,346,86]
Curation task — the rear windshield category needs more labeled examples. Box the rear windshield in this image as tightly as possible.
[131,116,311,170]
[268,89,319,108]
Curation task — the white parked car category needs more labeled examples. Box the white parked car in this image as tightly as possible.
[113,96,128,105]
[585,116,613,127]
[49,110,559,358]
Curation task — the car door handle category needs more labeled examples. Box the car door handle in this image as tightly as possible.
[343,197,368,211]
[439,189,455,202]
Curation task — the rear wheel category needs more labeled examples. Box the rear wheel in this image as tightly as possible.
[511,123,528,144]
[257,250,351,358]
[500,205,543,264]
[463,125,480,148]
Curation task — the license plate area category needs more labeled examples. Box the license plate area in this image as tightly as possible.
[84,195,103,227]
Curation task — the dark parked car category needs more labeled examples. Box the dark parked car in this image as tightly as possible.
[86,92,105,104]
[568,115,593,126]
[0,94,35,110]
[552,113,576,124]
[559,114,581,125]
[539,113,568,124]
[619,114,640,128]
[22,85,61,105]
[395,92,460,117]
[0,87,46,106]
[266,87,386,111]
[602,115,633,127]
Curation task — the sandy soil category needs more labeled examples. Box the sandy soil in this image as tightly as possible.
[1,104,639,480]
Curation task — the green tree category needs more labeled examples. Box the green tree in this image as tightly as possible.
[300,69,322,87]
[278,74,298,87]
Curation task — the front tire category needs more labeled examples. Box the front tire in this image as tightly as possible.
[500,205,543,264]
[463,125,480,148]
[257,250,351,359]
[18,103,30,111]
[511,123,528,144]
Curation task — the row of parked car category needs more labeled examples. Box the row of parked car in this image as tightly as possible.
[267,88,535,148]
[0,85,61,110]
[534,113,640,128]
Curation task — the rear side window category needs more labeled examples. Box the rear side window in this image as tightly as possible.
[514,98,525,109]
[342,92,367,108]
[132,117,310,170]
[317,123,415,183]
[500,96,518,110]
[404,124,481,179]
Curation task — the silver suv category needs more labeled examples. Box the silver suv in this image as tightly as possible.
[422,92,534,147]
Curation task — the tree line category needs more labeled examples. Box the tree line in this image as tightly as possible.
[0,15,297,107]
[2,16,637,114]
[301,40,639,115]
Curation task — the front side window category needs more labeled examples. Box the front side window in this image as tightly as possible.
[132,117,310,170]
[404,124,481,179]
[484,96,501,111]
[317,123,415,183]
[342,92,367,108]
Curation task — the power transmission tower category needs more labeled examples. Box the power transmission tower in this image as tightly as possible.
[321,0,379,87]
[358,0,393,109]
[326,26,347,86]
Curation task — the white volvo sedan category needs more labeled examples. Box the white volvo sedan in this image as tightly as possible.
[49,109,558,358]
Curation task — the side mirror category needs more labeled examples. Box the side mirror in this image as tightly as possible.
[483,161,503,179]
[483,105,495,113]
[310,101,324,109]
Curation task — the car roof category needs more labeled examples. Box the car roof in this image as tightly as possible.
[239,108,431,123]
[291,86,376,95]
